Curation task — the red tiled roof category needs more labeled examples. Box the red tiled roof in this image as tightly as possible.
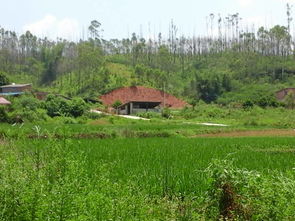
[0,97,11,105]
[100,86,187,109]
[275,88,295,100]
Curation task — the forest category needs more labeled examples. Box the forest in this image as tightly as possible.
[1,7,295,107]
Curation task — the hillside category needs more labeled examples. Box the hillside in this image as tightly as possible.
[1,24,295,106]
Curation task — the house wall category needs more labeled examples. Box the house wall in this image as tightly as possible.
[118,102,160,115]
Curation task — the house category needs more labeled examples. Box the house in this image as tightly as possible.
[0,97,11,105]
[275,88,295,101]
[100,86,188,115]
[0,83,32,95]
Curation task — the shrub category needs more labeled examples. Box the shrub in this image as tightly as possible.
[256,96,269,108]
[84,111,105,120]
[45,95,87,118]
[205,159,295,220]
[7,95,47,123]
[45,95,67,117]
[161,108,172,119]
[242,100,254,109]
[136,111,161,119]
[9,108,48,123]
[13,94,40,111]
[70,97,88,118]
[62,117,78,124]
[255,95,280,108]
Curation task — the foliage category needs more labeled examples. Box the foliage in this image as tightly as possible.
[0,71,9,86]
[2,21,295,105]
[69,97,88,117]
[136,111,161,119]
[112,100,122,109]
[284,91,295,109]
[7,95,48,122]
[161,107,172,119]
[0,107,9,122]
[242,100,254,109]
[45,94,88,118]
[112,100,122,114]
[205,159,295,220]
[45,94,71,117]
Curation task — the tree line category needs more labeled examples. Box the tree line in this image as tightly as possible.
[1,4,295,104]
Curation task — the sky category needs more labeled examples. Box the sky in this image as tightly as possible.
[0,0,295,41]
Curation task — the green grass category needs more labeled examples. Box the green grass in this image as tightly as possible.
[0,116,279,140]
[2,123,295,219]
[20,137,295,195]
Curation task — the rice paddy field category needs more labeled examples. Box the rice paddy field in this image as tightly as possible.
[1,122,295,220]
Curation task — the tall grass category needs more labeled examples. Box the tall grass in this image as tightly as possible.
[1,136,295,219]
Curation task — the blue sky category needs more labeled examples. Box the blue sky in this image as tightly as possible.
[0,0,294,40]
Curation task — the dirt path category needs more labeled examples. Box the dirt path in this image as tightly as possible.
[184,122,229,127]
[194,129,295,138]
[90,109,150,120]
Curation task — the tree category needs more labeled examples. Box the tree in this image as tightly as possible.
[269,25,290,56]
[40,43,65,85]
[188,99,198,110]
[112,100,122,114]
[193,72,223,103]
[88,20,102,40]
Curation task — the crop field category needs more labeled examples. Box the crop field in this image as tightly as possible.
[1,126,295,220]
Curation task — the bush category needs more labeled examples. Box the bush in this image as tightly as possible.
[9,108,48,123]
[205,159,295,220]
[7,95,47,123]
[161,108,172,119]
[70,97,88,118]
[45,95,88,118]
[136,111,161,119]
[84,111,105,120]
[61,117,78,124]
[254,95,279,108]
[13,94,40,111]
[242,100,254,109]
[45,95,69,117]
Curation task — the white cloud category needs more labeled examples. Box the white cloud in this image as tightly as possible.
[23,15,80,40]
[237,0,254,7]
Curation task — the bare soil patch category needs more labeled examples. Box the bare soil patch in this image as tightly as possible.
[194,129,295,138]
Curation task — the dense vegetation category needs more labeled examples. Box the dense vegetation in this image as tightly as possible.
[1,7,295,104]
[0,94,89,124]
[1,128,295,220]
